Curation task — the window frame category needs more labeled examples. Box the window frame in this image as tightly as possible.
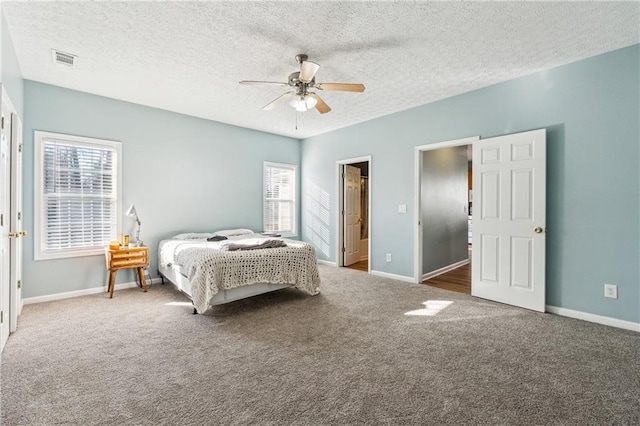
[34,131,122,260]
[263,161,297,238]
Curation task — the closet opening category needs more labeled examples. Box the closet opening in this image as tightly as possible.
[336,156,371,272]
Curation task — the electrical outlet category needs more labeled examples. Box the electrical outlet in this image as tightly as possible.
[604,284,617,299]
[386,253,392,262]
[398,204,407,214]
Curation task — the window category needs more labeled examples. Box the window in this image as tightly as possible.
[34,131,122,260]
[263,162,296,236]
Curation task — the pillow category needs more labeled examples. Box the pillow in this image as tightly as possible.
[173,233,215,240]
[213,228,254,237]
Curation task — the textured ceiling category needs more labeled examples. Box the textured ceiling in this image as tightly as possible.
[3,1,639,139]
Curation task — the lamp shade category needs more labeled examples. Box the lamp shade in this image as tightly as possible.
[126,204,142,246]
[126,204,137,217]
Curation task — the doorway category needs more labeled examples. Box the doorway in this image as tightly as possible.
[416,139,476,294]
[425,149,474,293]
[415,130,547,312]
[336,156,371,272]
[414,136,480,292]
[422,147,473,294]
[0,88,24,353]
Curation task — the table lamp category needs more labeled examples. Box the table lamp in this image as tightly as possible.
[126,204,143,247]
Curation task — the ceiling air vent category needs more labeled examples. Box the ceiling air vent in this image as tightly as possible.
[51,49,77,67]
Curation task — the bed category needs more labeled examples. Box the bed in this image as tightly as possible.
[158,229,321,313]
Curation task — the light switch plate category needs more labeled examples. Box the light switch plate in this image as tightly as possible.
[398,204,407,214]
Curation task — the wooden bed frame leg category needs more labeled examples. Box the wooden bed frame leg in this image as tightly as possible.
[157,270,165,285]
[193,307,198,315]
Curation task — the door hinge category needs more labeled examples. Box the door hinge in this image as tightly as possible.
[1,213,3,227]
[17,280,22,289]
[17,211,21,221]
[341,247,346,253]
[1,311,4,324]
[1,117,4,130]
[18,143,23,153]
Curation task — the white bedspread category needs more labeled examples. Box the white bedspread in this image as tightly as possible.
[158,234,320,312]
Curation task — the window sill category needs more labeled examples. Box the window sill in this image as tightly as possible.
[34,247,107,261]
[262,232,297,239]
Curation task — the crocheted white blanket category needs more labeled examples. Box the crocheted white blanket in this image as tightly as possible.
[159,234,320,313]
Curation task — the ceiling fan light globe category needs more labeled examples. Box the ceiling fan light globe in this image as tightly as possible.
[289,94,302,108]
[305,96,318,109]
[289,94,310,112]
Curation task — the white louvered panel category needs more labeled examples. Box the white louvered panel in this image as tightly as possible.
[264,163,296,234]
[42,139,117,251]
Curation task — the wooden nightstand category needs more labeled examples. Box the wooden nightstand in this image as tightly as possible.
[105,246,149,298]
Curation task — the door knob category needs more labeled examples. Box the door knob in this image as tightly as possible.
[19,230,27,236]
[534,226,544,234]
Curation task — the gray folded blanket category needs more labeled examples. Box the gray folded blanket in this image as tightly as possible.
[207,235,228,241]
[219,238,286,251]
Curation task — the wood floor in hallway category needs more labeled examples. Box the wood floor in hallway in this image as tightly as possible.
[346,260,368,272]
[423,262,471,294]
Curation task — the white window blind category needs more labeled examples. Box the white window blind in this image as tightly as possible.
[263,162,296,235]
[35,131,121,260]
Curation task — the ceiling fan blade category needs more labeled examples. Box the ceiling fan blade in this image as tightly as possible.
[309,93,331,114]
[299,61,320,83]
[262,92,293,111]
[316,83,365,93]
[240,80,288,86]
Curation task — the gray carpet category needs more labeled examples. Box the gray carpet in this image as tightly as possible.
[2,265,639,425]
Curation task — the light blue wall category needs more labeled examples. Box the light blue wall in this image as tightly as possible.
[1,10,23,117]
[19,45,640,323]
[23,81,300,298]
[300,45,640,323]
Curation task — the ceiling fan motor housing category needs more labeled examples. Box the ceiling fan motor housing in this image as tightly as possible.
[288,72,315,94]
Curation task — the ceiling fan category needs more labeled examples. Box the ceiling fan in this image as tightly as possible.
[239,54,365,114]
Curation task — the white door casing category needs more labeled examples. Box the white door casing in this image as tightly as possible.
[10,113,23,331]
[413,136,480,283]
[0,103,11,350]
[344,165,361,266]
[471,129,546,312]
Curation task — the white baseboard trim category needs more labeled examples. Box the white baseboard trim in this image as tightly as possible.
[317,259,337,266]
[23,278,163,306]
[370,270,414,283]
[422,259,470,281]
[546,305,640,332]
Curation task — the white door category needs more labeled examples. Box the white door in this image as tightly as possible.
[471,129,546,312]
[343,165,361,266]
[10,113,23,331]
[0,104,11,350]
